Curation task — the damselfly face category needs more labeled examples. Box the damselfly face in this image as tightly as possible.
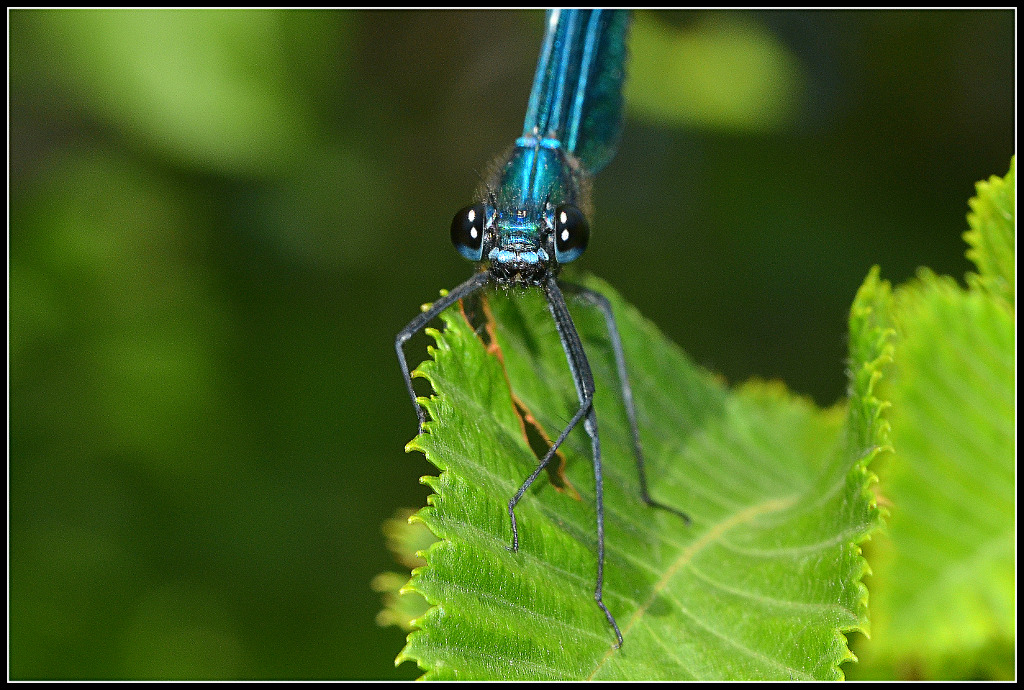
[449,142,591,286]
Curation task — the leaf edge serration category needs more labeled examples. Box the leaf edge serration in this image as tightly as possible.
[835,265,893,676]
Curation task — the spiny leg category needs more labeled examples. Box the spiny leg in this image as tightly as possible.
[544,277,623,648]
[564,282,691,525]
[584,407,622,649]
[507,387,592,551]
[395,271,490,433]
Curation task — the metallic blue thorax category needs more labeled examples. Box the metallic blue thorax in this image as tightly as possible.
[481,9,630,285]
[484,140,584,284]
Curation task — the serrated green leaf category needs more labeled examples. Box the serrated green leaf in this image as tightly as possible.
[964,157,1015,306]
[848,160,1016,680]
[391,274,881,680]
[374,510,437,631]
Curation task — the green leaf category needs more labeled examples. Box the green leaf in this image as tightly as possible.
[373,510,436,631]
[849,158,1016,680]
[390,274,881,680]
[964,158,1015,307]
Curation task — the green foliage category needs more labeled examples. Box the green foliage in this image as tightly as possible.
[625,11,805,132]
[9,6,1014,680]
[14,9,338,175]
[965,158,1016,307]
[383,275,883,679]
[380,160,1015,679]
[372,510,435,632]
[847,158,1016,680]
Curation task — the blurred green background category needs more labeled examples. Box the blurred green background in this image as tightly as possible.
[8,9,1014,679]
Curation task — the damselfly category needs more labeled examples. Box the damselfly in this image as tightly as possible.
[396,9,689,648]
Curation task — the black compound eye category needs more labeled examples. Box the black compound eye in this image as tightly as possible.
[553,203,589,263]
[451,203,486,261]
